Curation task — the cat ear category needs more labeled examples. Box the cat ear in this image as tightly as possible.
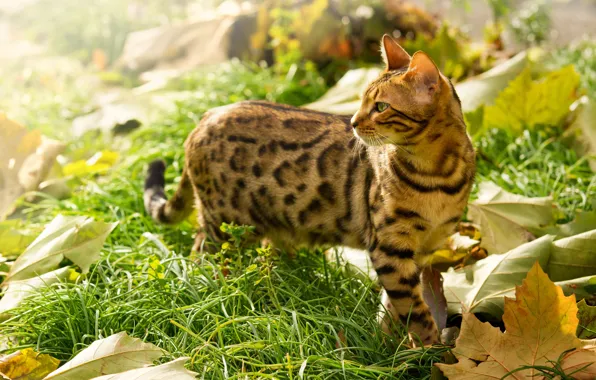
[381,34,411,71]
[405,51,440,94]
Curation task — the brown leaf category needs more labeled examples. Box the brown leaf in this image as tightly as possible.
[436,262,596,379]
[559,346,596,379]
[422,267,447,331]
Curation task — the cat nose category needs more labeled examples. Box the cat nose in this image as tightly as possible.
[350,116,359,129]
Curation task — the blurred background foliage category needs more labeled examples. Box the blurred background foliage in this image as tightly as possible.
[9,0,187,64]
[4,0,561,83]
[3,0,595,145]
[2,0,595,132]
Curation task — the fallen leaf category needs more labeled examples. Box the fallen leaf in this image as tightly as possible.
[442,235,553,317]
[437,262,596,379]
[585,276,596,294]
[483,65,580,133]
[547,229,596,282]
[536,208,596,238]
[38,179,71,201]
[581,338,596,349]
[577,299,596,339]
[559,347,596,380]
[0,114,65,220]
[90,357,197,380]
[0,114,41,169]
[0,348,59,380]
[44,332,164,380]
[17,138,65,194]
[62,151,119,177]
[0,220,38,259]
[4,215,117,284]
[429,232,480,266]
[467,182,554,254]
[556,275,596,300]
[443,230,596,317]
[0,267,70,316]
[430,249,468,267]
[422,267,447,331]
[563,96,596,172]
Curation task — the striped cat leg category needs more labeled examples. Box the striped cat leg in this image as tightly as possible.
[370,242,439,345]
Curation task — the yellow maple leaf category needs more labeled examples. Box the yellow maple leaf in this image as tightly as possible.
[436,262,596,379]
[0,347,59,380]
[483,65,580,133]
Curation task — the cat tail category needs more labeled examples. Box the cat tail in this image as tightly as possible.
[144,160,194,224]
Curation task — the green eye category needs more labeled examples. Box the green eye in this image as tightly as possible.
[376,102,389,112]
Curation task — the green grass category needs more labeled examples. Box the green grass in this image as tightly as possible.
[475,128,595,220]
[2,244,447,378]
[1,56,595,378]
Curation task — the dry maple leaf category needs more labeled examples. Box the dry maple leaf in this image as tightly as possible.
[436,262,596,379]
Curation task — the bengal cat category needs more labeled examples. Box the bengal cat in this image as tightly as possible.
[144,35,476,345]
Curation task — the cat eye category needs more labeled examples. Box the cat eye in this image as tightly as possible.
[375,102,389,112]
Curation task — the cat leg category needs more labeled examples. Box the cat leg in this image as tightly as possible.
[192,215,225,254]
[369,241,439,345]
[192,230,215,254]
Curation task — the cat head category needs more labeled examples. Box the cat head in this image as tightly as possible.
[351,34,462,146]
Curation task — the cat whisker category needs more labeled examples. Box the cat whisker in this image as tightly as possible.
[350,134,366,165]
